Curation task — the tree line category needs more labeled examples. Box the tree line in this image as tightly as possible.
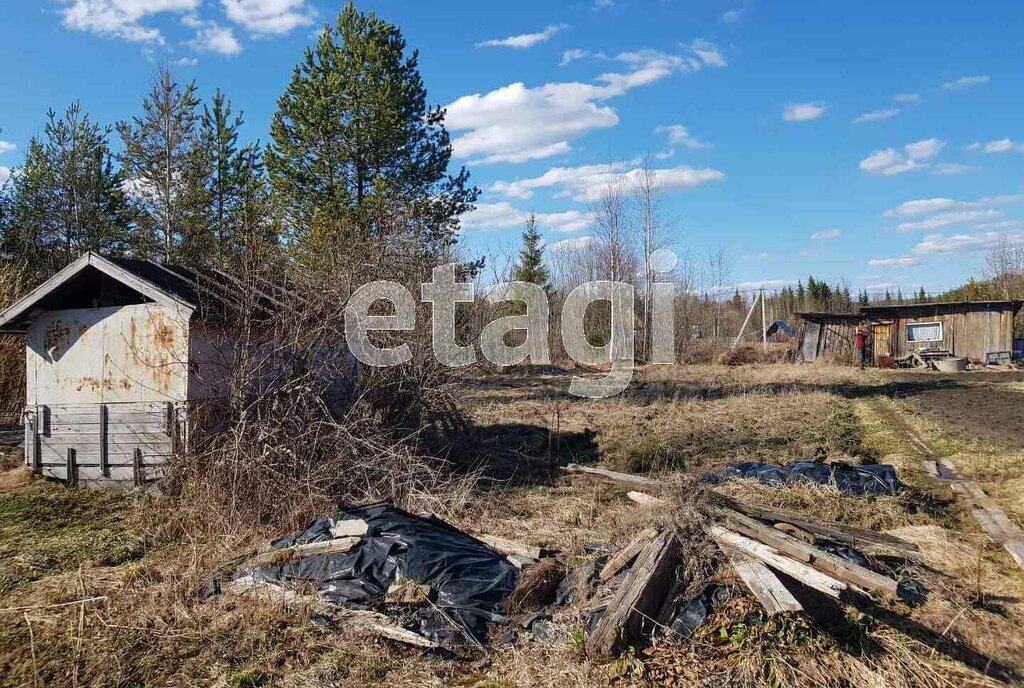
[0,3,476,283]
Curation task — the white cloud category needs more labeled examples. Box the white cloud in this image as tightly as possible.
[446,46,723,165]
[869,257,921,268]
[0,167,10,188]
[942,75,990,90]
[461,202,590,233]
[560,48,589,66]
[687,39,726,67]
[893,93,921,104]
[0,141,15,155]
[783,102,827,122]
[895,209,1002,232]
[931,162,975,175]
[810,229,842,240]
[55,0,200,43]
[910,232,1024,256]
[549,235,597,253]
[490,161,724,202]
[186,19,242,55]
[477,24,565,49]
[884,194,1023,217]
[172,56,198,66]
[852,108,900,124]
[980,138,1024,154]
[655,124,710,149]
[222,0,314,36]
[720,9,744,22]
[859,138,944,175]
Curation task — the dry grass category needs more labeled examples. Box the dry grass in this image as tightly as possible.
[3,362,1024,687]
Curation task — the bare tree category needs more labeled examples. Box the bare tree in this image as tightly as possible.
[634,157,669,361]
[589,174,634,284]
[985,235,1024,300]
[705,247,731,339]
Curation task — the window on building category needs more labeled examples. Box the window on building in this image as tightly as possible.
[906,321,943,342]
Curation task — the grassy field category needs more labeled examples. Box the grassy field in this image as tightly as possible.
[1,363,1023,687]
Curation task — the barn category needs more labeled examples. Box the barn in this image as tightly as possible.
[861,300,1023,366]
[0,252,233,485]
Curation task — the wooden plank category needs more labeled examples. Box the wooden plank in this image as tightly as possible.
[721,509,900,597]
[586,529,682,657]
[561,463,659,491]
[50,421,169,434]
[711,493,919,553]
[725,547,803,615]
[41,432,175,445]
[40,464,165,483]
[39,444,170,462]
[474,534,544,561]
[47,402,168,415]
[709,526,847,598]
[133,448,143,487]
[244,537,362,567]
[48,412,169,426]
[600,527,661,582]
[626,491,666,506]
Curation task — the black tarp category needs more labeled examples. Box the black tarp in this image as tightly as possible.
[240,503,519,646]
[713,461,902,496]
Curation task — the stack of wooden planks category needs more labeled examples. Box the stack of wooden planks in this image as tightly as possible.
[564,463,921,657]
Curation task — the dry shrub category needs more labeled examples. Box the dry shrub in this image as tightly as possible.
[166,243,476,531]
[717,344,792,366]
[0,261,30,421]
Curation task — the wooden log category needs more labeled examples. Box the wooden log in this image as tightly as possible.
[600,527,661,582]
[710,493,918,553]
[709,526,846,598]
[773,523,815,544]
[586,529,682,657]
[562,463,660,491]
[723,547,803,615]
[341,610,437,649]
[720,509,899,597]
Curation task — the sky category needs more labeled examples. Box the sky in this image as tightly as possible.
[1,0,1023,296]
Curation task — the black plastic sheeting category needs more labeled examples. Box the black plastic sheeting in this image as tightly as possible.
[241,503,519,647]
[669,583,732,637]
[713,461,903,496]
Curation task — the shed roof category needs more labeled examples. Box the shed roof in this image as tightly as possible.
[860,300,1023,313]
[794,311,864,322]
[0,252,231,333]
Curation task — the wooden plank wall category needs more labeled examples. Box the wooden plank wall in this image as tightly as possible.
[25,401,176,484]
[888,304,1015,361]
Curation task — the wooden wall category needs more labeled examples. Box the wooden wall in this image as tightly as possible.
[873,304,1016,362]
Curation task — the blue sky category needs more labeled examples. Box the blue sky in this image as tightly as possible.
[1,1,1023,295]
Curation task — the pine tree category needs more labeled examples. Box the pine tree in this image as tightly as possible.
[118,67,206,262]
[1,103,131,273]
[266,3,478,261]
[917,286,927,303]
[198,89,273,266]
[858,289,870,307]
[512,214,551,293]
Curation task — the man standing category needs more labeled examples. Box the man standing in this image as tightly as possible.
[854,327,867,368]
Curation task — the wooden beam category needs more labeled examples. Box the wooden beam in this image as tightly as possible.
[720,509,899,597]
[586,529,683,657]
[561,463,660,491]
[710,493,918,553]
[65,448,77,488]
[600,527,661,582]
[724,547,802,615]
[244,537,361,568]
[709,526,847,598]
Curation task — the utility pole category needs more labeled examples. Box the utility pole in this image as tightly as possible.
[760,288,768,351]
[733,291,760,349]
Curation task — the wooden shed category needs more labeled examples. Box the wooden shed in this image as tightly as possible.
[794,312,863,363]
[0,252,233,485]
[861,300,1023,365]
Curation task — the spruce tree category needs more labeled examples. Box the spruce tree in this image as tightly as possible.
[266,3,478,261]
[1,104,131,273]
[512,214,551,293]
[118,67,206,262]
